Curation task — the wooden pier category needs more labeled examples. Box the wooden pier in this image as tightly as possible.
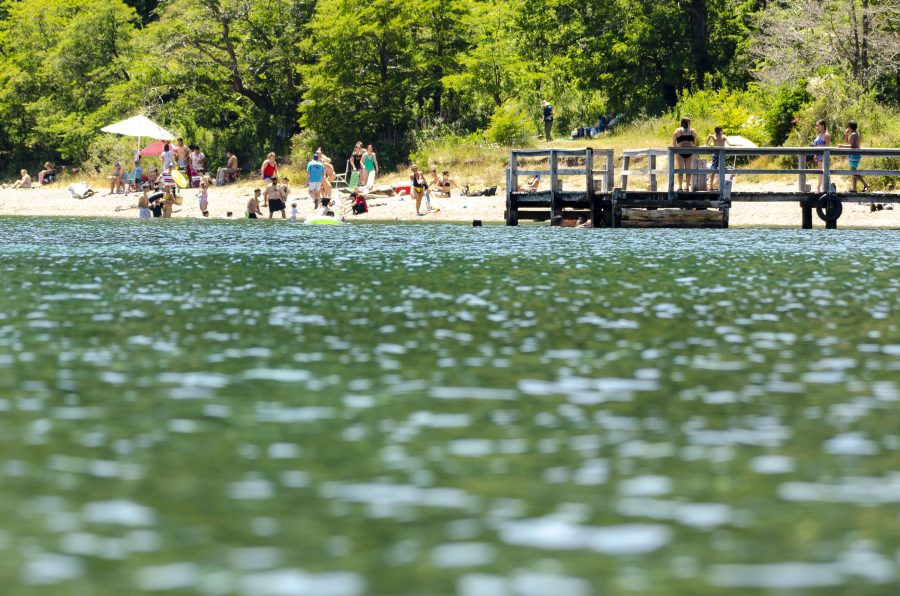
[506,147,900,228]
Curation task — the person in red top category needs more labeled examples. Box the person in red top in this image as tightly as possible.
[260,152,279,181]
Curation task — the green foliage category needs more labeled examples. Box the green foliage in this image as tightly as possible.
[763,83,812,146]
[485,104,534,147]
[0,0,898,176]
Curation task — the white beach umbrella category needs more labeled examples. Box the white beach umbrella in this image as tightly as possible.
[101,115,175,140]
[101,115,176,171]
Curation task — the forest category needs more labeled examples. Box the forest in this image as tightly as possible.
[0,0,898,174]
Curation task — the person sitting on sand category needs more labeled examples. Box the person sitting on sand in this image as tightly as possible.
[517,175,541,192]
[260,152,279,181]
[706,126,731,190]
[246,189,263,219]
[138,189,151,219]
[108,161,124,195]
[673,117,698,192]
[37,162,55,185]
[290,202,298,220]
[10,169,32,189]
[216,150,239,186]
[432,171,461,197]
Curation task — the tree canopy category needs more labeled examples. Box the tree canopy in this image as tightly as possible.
[0,0,897,172]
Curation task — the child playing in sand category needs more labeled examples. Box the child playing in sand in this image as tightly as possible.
[706,126,731,190]
[290,202,298,220]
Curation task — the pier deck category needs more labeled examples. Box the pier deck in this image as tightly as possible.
[506,147,900,229]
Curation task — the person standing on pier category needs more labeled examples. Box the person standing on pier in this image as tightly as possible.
[542,101,554,141]
[706,126,731,191]
[812,120,831,193]
[673,117,698,192]
[838,121,870,193]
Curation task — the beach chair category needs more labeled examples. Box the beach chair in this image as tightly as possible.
[123,170,137,194]
[333,160,351,192]
[336,171,360,212]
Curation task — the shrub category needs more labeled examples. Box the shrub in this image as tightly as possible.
[763,82,811,146]
[486,104,534,147]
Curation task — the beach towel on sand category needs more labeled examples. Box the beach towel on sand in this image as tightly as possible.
[68,183,95,199]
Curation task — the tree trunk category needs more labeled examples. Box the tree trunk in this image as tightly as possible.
[861,0,870,85]
[689,0,710,86]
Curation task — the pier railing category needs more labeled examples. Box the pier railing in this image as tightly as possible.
[668,146,900,201]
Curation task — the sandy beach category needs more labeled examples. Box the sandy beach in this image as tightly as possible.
[1,180,897,227]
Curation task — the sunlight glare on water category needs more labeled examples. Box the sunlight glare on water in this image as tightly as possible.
[0,218,898,595]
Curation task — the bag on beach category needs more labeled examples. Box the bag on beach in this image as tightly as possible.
[67,182,95,200]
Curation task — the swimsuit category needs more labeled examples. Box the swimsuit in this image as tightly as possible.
[363,154,376,171]
[849,154,861,169]
[813,134,826,163]
[676,129,695,159]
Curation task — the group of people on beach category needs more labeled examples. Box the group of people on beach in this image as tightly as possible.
[671,117,872,194]
[1,162,57,189]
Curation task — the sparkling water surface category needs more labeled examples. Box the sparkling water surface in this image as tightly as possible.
[0,218,898,595]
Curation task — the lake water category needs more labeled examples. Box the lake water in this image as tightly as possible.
[0,218,898,595]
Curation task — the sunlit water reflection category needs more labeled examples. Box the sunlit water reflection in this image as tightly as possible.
[0,218,898,594]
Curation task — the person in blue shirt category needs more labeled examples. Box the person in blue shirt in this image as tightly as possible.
[307,152,326,208]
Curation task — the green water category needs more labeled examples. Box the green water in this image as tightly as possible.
[0,218,898,595]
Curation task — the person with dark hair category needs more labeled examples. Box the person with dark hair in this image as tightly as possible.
[812,119,831,193]
[541,101,554,141]
[705,126,731,190]
[160,143,175,171]
[838,120,869,193]
[672,117,697,192]
[216,150,239,186]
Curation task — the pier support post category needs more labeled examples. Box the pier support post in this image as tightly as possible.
[549,149,559,220]
[667,149,675,200]
[621,155,630,190]
[505,166,518,226]
[649,154,657,191]
[801,203,813,229]
[825,183,838,230]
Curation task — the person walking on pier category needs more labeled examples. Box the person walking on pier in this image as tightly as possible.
[838,121,869,193]
[542,101,554,141]
[673,117,698,192]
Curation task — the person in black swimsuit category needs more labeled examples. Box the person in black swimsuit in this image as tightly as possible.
[349,142,364,175]
[672,117,698,192]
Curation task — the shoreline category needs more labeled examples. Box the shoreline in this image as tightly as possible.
[1,183,898,228]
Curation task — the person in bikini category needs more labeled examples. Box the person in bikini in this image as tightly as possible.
[432,170,461,197]
[705,126,731,191]
[672,117,698,192]
[410,165,428,215]
[10,169,32,189]
[812,119,831,193]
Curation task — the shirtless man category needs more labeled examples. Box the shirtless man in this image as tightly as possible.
[264,177,286,219]
[838,120,870,193]
[216,150,239,186]
[705,126,731,190]
[174,138,190,172]
[246,189,263,219]
[138,189,151,219]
